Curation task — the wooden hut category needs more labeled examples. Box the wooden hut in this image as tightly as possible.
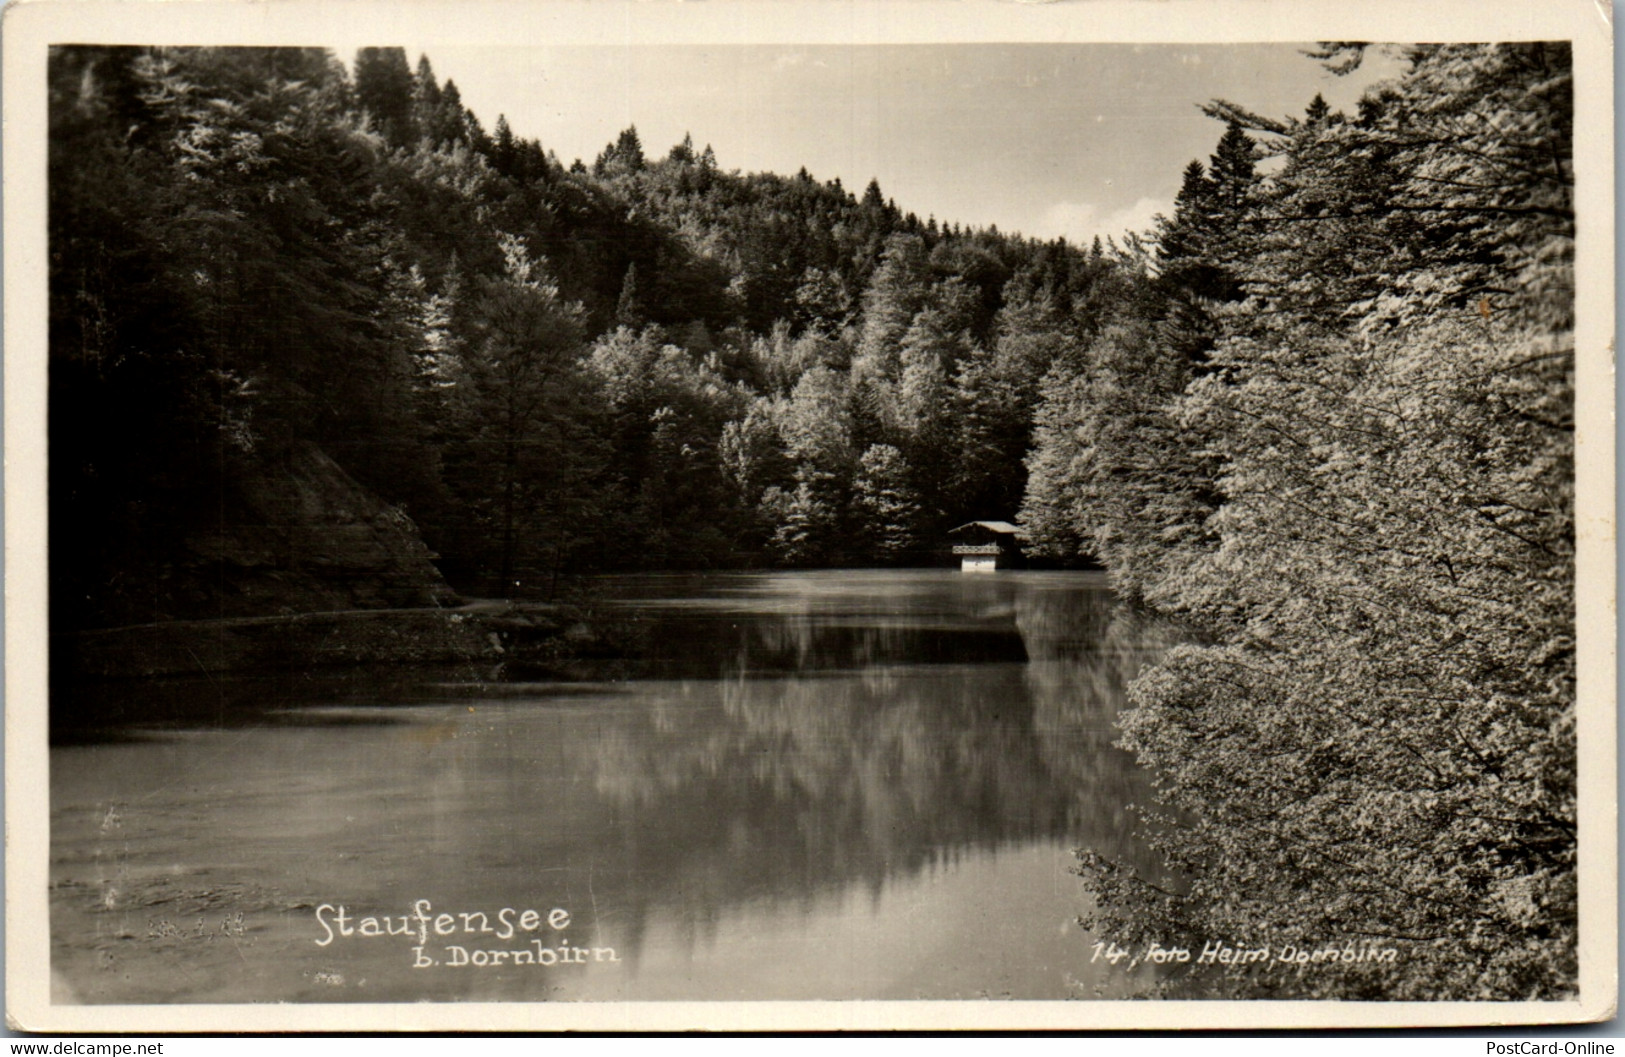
[948,521,1025,572]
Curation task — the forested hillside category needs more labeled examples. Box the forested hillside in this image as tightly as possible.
[1059,43,1576,1000]
[51,44,1114,628]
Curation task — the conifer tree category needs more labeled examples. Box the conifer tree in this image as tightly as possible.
[614,263,644,329]
[440,238,601,592]
[853,444,923,563]
[354,46,416,146]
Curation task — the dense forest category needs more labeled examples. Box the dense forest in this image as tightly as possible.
[1065,44,1576,1001]
[49,42,1574,1000]
[51,43,1114,627]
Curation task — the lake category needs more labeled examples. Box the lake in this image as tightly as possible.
[49,569,1180,1004]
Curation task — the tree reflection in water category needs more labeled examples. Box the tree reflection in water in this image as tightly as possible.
[576,572,1184,969]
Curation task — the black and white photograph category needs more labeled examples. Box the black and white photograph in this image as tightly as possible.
[6,0,1614,1033]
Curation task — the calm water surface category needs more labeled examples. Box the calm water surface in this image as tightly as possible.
[51,570,1179,1003]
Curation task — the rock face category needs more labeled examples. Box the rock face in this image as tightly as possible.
[76,440,459,627]
[52,441,643,686]
[178,441,458,616]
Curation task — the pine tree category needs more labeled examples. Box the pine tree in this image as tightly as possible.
[614,263,644,329]
[441,237,600,592]
[1206,120,1256,217]
[1155,123,1259,306]
[354,46,416,146]
[441,80,468,139]
[668,132,695,165]
[597,125,646,176]
[853,444,923,563]
[764,469,838,567]
[861,177,886,212]
[617,125,646,170]
[1017,363,1092,563]
[852,234,931,383]
[1303,91,1330,125]
[491,114,517,176]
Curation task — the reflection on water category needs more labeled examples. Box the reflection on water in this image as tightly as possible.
[50,571,1182,1003]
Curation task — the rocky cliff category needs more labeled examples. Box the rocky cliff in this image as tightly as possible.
[73,440,458,629]
[180,441,459,616]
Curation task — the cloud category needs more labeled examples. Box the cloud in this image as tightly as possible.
[1033,196,1171,248]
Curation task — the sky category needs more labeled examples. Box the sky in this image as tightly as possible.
[378,43,1407,247]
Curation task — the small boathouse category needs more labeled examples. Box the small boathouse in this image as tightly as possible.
[948,521,1025,572]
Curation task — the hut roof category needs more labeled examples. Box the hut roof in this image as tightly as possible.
[949,521,1024,536]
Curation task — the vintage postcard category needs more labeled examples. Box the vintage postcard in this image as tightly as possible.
[5,0,1614,1033]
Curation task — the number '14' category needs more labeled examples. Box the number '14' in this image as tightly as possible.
[1091,941,1131,965]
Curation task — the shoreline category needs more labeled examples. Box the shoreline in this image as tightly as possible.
[52,602,630,682]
